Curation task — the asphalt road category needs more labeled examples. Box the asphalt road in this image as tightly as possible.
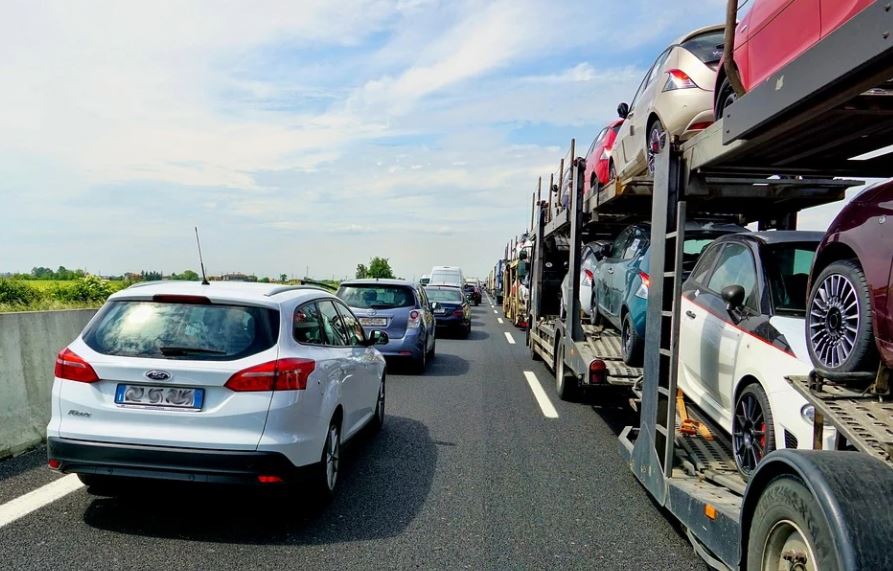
[0,296,706,570]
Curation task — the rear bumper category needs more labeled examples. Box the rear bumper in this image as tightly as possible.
[435,316,468,329]
[377,330,425,360]
[47,437,302,485]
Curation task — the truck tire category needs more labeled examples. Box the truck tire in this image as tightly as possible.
[746,474,835,571]
[806,259,877,378]
[555,341,578,401]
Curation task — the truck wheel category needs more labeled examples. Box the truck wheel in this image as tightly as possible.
[555,341,577,401]
[621,313,643,366]
[733,383,775,479]
[747,475,834,571]
[806,259,877,377]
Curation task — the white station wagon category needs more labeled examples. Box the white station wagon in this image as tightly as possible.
[46,281,387,500]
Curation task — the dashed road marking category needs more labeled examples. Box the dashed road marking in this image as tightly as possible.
[504,331,516,345]
[523,371,559,418]
[0,474,84,529]
[497,317,504,324]
[493,310,497,314]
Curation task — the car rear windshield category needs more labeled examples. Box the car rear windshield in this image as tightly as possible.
[83,300,279,360]
[681,30,725,64]
[337,285,415,309]
[763,244,818,315]
[425,288,464,303]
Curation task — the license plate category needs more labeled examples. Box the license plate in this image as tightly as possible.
[434,308,446,315]
[115,384,204,410]
[359,317,388,327]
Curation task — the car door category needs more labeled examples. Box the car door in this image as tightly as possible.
[579,249,598,315]
[746,0,820,88]
[820,0,872,38]
[621,227,650,302]
[598,227,634,325]
[334,300,379,434]
[316,300,358,429]
[699,242,760,421]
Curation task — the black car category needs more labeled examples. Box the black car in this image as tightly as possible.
[463,283,481,305]
[425,285,471,338]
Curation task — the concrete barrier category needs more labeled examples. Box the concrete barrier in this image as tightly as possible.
[0,309,97,458]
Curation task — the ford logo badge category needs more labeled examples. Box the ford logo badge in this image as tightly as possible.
[145,370,172,381]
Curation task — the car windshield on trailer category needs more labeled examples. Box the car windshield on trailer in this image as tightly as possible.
[763,243,819,315]
[83,301,279,360]
[425,288,464,303]
[337,285,415,310]
[681,30,725,64]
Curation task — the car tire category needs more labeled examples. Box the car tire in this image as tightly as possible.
[78,474,123,496]
[590,291,603,327]
[746,475,835,571]
[427,337,436,359]
[732,383,775,479]
[555,340,578,402]
[806,259,878,377]
[370,378,385,433]
[715,77,737,120]
[312,419,341,502]
[413,347,427,374]
[461,323,471,339]
[646,118,666,175]
[621,313,644,366]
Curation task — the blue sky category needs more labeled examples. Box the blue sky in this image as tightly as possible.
[0,0,856,280]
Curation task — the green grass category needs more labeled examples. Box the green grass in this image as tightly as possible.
[0,300,100,313]
[23,279,128,292]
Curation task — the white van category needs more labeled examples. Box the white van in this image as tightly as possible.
[429,266,464,288]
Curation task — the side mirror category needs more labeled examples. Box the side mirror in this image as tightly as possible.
[721,285,746,312]
[617,102,630,119]
[369,330,389,346]
[431,301,440,310]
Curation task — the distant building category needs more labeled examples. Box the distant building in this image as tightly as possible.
[221,273,257,282]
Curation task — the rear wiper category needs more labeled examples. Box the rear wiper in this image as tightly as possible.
[159,346,226,356]
[370,304,393,310]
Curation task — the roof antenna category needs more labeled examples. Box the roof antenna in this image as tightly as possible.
[194,227,210,285]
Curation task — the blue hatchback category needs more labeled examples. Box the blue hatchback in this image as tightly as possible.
[594,221,746,365]
[337,279,436,372]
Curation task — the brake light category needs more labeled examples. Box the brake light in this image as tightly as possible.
[257,475,284,484]
[48,459,61,470]
[225,358,315,392]
[408,309,421,329]
[583,269,594,285]
[635,272,650,299]
[54,348,99,383]
[663,69,698,91]
[152,295,211,304]
[688,121,713,131]
[589,360,607,384]
[639,271,650,289]
[452,309,464,318]
[600,149,611,161]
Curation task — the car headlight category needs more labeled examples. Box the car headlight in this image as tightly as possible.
[801,404,815,423]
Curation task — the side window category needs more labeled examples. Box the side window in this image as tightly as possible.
[611,228,633,258]
[648,48,672,86]
[690,243,722,285]
[335,302,366,346]
[293,302,324,345]
[317,300,348,346]
[707,243,759,310]
[629,69,651,109]
[623,228,648,259]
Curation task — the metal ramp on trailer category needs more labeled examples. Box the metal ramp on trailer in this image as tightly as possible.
[578,324,642,386]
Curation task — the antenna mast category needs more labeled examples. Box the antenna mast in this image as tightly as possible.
[194,227,210,285]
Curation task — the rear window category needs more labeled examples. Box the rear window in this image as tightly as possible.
[83,301,279,360]
[425,288,464,303]
[337,285,415,310]
[681,30,725,64]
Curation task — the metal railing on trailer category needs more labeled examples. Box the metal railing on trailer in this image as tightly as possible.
[616,3,893,569]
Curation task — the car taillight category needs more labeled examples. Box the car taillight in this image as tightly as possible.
[600,149,611,161]
[54,348,99,383]
[408,309,421,329]
[688,121,713,131]
[635,272,650,299]
[663,69,698,91]
[225,358,315,392]
[583,269,594,285]
[452,309,464,318]
[589,360,607,384]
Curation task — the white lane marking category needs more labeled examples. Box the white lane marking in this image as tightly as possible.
[504,331,516,345]
[493,310,497,314]
[523,371,559,418]
[497,317,504,324]
[0,474,84,528]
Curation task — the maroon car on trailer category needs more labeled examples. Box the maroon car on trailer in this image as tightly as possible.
[806,180,893,379]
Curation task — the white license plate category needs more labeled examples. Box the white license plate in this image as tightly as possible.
[115,384,204,410]
[359,317,388,327]
[434,309,446,315]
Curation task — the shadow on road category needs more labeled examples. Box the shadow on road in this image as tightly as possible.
[80,416,436,546]
[424,353,470,377]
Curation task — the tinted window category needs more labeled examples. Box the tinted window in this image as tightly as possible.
[623,229,648,259]
[337,285,415,309]
[762,244,818,315]
[611,227,634,258]
[84,301,279,360]
[425,288,464,303]
[294,302,325,345]
[682,238,717,275]
[707,243,758,310]
[690,243,721,285]
[647,49,672,85]
[681,30,725,64]
[318,300,348,346]
[335,302,365,345]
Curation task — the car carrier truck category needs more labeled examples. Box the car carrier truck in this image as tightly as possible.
[530,1,893,568]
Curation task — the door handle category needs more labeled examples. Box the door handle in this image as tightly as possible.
[606,267,614,274]
[685,310,696,319]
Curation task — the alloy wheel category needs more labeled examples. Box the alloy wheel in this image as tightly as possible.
[808,274,860,368]
[734,393,767,474]
[622,319,633,358]
[646,122,665,174]
[325,425,340,491]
